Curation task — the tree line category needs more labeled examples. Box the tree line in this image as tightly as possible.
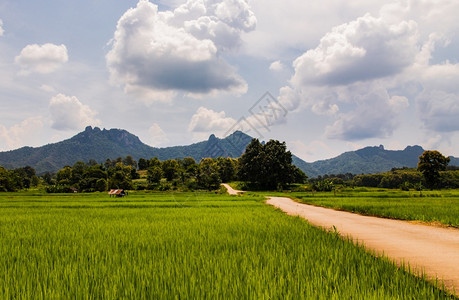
[0,138,307,192]
[0,166,39,192]
[1,146,456,193]
[308,151,458,191]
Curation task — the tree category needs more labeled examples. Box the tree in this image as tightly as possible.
[56,166,72,186]
[162,159,179,181]
[138,158,148,170]
[123,155,137,169]
[216,157,236,182]
[147,166,163,184]
[237,139,263,183]
[178,157,197,183]
[95,178,108,192]
[0,166,13,192]
[108,163,133,190]
[418,150,450,189]
[238,139,300,189]
[71,161,87,186]
[197,158,221,190]
[149,157,161,168]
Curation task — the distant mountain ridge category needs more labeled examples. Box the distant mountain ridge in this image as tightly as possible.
[294,145,434,177]
[0,127,252,174]
[0,126,457,176]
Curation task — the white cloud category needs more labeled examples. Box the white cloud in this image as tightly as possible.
[289,140,337,162]
[269,60,284,72]
[325,89,409,140]
[273,1,459,142]
[291,13,418,87]
[0,117,44,151]
[188,106,236,133]
[0,19,4,36]
[148,123,169,146]
[106,0,253,102]
[49,94,100,131]
[15,43,68,74]
[417,90,459,132]
[40,85,56,93]
[178,0,256,51]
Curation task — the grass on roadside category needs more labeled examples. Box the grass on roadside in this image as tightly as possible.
[275,188,459,227]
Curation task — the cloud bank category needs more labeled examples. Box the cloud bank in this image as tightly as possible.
[106,0,255,102]
[276,2,459,141]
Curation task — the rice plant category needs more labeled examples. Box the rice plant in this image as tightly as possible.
[0,191,454,298]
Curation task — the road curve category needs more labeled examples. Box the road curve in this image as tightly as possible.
[221,184,244,195]
[266,196,459,295]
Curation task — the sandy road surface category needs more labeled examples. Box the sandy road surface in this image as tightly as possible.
[221,184,244,195]
[266,196,459,295]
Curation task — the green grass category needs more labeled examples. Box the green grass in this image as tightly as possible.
[0,191,454,298]
[283,188,459,227]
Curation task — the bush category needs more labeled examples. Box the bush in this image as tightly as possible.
[312,180,334,192]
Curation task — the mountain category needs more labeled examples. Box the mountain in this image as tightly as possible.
[0,126,457,176]
[0,126,252,174]
[298,145,428,177]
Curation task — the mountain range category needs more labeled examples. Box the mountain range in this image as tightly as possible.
[0,126,457,176]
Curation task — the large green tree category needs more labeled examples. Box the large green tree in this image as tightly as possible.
[418,150,450,189]
[162,159,179,181]
[238,139,303,189]
[216,157,236,182]
[197,158,221,190]
[147,166,163,184]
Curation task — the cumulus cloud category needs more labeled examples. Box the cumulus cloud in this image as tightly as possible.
[417,90,459,132]
[106,0,255,102]
[0,117,44,150]
[188,106,236,132]
[49,94,100,131]
[274,4,438,142]
[269,60,285,72]
[291,13,418,87]
[325,89,409,140]
[15,43,68,74]
[0,19,4,36]
[289,140,337,162]
[148,123,169,146]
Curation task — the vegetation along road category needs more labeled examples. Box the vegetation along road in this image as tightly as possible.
[222,184,459,295]
[267,197,459,295]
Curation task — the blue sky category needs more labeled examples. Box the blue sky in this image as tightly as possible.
[0,0,458,162]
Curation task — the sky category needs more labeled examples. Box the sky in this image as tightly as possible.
[0,0,458,162]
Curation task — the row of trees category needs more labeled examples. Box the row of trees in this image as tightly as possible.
[0,166,40,192]
[309,151,456,190]
[2,146,454,192]
[143,157,236,191]
[47,160,135,193]
[0,138,307,192]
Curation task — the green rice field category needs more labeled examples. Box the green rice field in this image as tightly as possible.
[0,191,455,298]
[286,188,459,227]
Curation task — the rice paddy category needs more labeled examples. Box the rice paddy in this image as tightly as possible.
[0,191,454,298]
[288,188,459,227]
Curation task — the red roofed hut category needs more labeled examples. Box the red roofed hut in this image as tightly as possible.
[108,189,126,197]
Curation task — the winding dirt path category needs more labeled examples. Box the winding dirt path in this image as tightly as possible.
[266,196,459,295]
[221,185,459,295]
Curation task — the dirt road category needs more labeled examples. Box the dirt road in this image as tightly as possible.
[266,196,459,295]
[221,184,244,195]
